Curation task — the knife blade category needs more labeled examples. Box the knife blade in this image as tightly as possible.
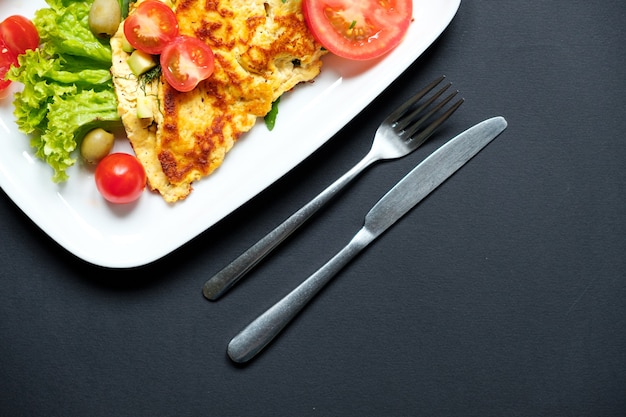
[227,116,508,363]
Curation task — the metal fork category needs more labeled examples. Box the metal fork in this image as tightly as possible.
[202,75,464,300]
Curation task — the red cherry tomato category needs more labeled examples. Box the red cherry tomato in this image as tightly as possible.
[124,0,179,55]
[160,35,214,92]
[0,38,16,92]
[0,15,39,57]
[95,153,147,204]
[302,0,412,60]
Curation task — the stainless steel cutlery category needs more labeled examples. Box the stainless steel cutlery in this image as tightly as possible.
[227,116,508,362]
[203,76,464,300]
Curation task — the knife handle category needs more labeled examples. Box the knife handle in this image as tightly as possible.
[227,227,373,363]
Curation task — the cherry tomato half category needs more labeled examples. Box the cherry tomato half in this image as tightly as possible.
[0,38,16,92]
[302,0,412,60]
[95,153,147,204]
[0,15,39,57]
[124,0,179,55]
[160,35,214,92]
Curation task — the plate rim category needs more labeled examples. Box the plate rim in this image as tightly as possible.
[0,0,462,268]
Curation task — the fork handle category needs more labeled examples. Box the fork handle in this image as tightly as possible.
[202,152,378,300]
[227,227,374,363]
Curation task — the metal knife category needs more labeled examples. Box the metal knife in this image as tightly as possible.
[227,116,508,363]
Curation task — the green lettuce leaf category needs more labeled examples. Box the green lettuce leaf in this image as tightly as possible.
[7,0,121,182]
[42,89,120,181]
[35,0,112,66]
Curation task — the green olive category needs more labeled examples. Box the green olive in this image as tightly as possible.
[89,0,122,38]
[81,128,115,164]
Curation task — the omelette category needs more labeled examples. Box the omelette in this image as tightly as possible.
[111,0,326,202]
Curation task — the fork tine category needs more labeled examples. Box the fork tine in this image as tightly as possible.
[394,82,452,131]
[386,75,446,124]
[408,96,464,146]
[403,89,460,137]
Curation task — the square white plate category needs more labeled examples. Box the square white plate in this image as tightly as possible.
[0,0,461,268]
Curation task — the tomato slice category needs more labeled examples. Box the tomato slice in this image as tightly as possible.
[302,0,412,60]
[0,15,39,58]
[160,35,215,92]
[95,153,147,204]
[124,0,179,55]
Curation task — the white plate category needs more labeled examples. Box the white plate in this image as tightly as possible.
[0,0,461,268]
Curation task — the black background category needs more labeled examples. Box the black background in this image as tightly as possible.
[2,1,625,416]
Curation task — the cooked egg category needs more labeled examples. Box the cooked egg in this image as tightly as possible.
[111,0,326,202]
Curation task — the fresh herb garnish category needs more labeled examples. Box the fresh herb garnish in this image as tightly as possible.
[264,97,281,131]
[141,65,162,87]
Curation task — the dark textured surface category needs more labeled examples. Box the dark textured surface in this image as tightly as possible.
[2,1,625,416]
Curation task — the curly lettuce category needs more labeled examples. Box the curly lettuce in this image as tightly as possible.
[7,0,121,182]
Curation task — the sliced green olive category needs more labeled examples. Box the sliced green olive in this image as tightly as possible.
[81,128,115,164]
[89,0,122,38]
